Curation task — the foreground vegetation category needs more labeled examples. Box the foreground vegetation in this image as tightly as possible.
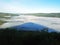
[0,28,60,45]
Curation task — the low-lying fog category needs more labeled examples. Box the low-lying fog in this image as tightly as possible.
[0,15,60,32]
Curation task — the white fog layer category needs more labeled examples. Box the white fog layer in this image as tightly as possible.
[0,15,60,32]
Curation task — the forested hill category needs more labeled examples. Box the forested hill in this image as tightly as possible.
[0,12,60,17]
[23,13,60,17]
[0,12,19,25]
[0,12,18,17]
[0,28,60,45]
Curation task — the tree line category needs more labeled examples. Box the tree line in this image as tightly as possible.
[0,28,60,45]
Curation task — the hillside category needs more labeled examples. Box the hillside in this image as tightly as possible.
[0,13,60,17]
[24,13,60,17]
[11,22,56,32]
[0,12,18,18]
[0,20,6,25]
[0,12,60,18]
[0,28,60,45]
[0,12,18,25]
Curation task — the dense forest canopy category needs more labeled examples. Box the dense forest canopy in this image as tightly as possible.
[0,28,60,45]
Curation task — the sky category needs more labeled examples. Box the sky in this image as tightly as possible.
[0,0,60,13]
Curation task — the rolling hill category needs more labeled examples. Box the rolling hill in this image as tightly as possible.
[23,13,60,17]
[11,22,56,32]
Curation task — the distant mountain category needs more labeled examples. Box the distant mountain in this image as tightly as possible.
[11,22,56,32]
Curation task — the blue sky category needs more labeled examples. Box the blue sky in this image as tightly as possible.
[0,0,60,13]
